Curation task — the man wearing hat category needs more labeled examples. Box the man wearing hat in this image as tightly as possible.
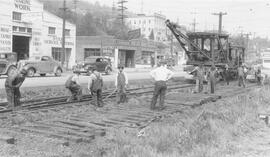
[5,68,27,109]
[150,60,174,110]
[65,71,82,102]
[88,65,103,107]
[115,65,128,104]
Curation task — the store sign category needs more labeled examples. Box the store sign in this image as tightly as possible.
[0,26,12,52]
[44,36,74,46]
[14,0,31,11]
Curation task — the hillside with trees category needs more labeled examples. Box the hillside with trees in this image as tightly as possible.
[38,0,131,39]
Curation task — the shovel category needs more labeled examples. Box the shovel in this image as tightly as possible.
[104,88,118,101]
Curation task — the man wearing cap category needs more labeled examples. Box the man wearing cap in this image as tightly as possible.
[150,61,174,110]
[115,65,128,104]
[88,66,103,107]
[65,71,82,102]
[5,69,27,109]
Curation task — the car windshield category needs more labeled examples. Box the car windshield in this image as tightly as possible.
[0,53,16,61]
[29,56,41,60]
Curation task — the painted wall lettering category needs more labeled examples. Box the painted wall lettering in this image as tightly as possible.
[14,0,31,11]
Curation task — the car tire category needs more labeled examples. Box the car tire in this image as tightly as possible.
[40,74,46,77]
[7,66,17,76]
[55,68,62,77]
[27,68,35,77]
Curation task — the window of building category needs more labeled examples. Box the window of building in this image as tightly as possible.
[52,47,71,62]
[48,27,56,35]
[143,20,146,24]
[134,20,136,24]
[149,20,151,24]
[84,48,101,58]
[65,29,70,36]
[27,28,32,33]
[13,26,18,32]
[12,12,21,21]
[139,20,141,24]
[141,51,154,64]
[19,27,26,32]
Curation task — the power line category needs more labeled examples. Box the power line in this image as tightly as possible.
[212,12,227,34]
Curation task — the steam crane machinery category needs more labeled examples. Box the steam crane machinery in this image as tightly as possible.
[165,19,245,79]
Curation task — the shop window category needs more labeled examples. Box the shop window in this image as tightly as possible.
[48,27,56,35]
[141,51,154,64]
[13,12,21,21]
[52,47,71,62]
[65,29,70,36]
[84,48,101,58]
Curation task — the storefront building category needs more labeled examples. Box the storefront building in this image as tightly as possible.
[0,0,76,68]
[76,36,157,68]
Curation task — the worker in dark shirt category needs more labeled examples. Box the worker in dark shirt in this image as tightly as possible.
[5,69,27,110]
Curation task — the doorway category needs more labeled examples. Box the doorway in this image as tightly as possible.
[13,35,30,61]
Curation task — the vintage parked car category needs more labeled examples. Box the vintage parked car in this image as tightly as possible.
[17,56,63,77]
[72,56,113,75]
[0,52,18,76]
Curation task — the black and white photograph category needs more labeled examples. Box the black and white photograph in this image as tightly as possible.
[0,0,270,156]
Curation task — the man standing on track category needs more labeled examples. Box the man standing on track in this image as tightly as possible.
[65,71,82,102]
[190,64,204,93]
[238,65,246,88]
[223,64,230,85]
[150,61,174,110]
[88,66,103,107]
[208,65,217,93]
[115,65,128,104]
[5,69,27,110]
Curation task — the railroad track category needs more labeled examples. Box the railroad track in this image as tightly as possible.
[0,82,193,113]
[0,82,259,145]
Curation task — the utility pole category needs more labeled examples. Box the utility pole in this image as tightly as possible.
[117,0,128,26]
[190,12,198,32]
[60,0,68,68]
[140,0,144,14]
[73,0,78,26]
[212,12,227,34]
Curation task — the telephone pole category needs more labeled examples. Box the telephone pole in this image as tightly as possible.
[117,0,128,26]
[212,12,227,34]
[60,0,68,68]
[190,12,198,32]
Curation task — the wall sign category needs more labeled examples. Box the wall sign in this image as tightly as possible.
[0,26,12,52]
[14,0,31,11]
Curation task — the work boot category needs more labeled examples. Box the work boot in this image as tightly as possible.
[157,106,166,111]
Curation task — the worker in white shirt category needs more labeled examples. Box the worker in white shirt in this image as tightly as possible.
[65,71,82,102]
[115,65,128,104]
[150,61,174,110]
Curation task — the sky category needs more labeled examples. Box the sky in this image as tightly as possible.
[83,0,270,38]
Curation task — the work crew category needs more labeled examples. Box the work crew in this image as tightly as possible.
[238,65,246,88]
[190,64,204,93]
[65,71,82,102]
[88,66,103,107]
[150,61,174,110]
[115,65,128,104]
[208,65,217,93]
[223,64,230,85]
[5,69,27,110]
